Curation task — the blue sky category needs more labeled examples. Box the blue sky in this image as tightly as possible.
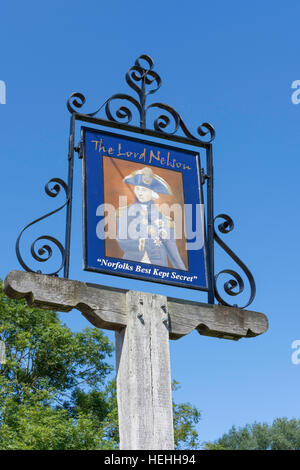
[1,1,300,446]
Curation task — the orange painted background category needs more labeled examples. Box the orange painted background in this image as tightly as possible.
[102,156,189,269]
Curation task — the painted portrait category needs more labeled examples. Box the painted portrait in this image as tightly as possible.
[102,157,188,270]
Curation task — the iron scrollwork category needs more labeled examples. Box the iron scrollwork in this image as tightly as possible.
[16,178,69,276]
[214,214,256,309]
[67,54,215,145]
[16,54,256,308]
[66,55,256,307]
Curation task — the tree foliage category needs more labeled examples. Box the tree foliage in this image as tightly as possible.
[0,283,201,450]
[172,381,201,449]
[0,282,116,449]
[205,418,300,450]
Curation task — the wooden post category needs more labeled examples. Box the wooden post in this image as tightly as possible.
[116,291,174,450]
[3,271,268,450]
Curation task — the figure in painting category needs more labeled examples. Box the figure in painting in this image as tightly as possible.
[116,167,186,270]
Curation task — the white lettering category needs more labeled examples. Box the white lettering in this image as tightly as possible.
[291,340,300,365]
[185,203,205,250]
[291,80,300,104]
[95,203,116,239]
[0,80,6,104]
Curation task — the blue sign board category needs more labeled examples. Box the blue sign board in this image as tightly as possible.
[82,127,208,290]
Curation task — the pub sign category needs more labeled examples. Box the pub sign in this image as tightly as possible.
[82,127,208,290]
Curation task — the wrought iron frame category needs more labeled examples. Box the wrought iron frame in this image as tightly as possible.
[15,54,256,308]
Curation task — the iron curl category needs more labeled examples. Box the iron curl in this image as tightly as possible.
[147,102,180,135]
[105,93,141,124]
[126,55,161,101]
[15,178,69,276]
[67,92,86,114]
[146,102,215,143]
[214,214,256,309]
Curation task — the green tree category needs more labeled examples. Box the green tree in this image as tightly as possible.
[172,380,201,449]
[0,281,116,449]
[205,418,300,450]
[0,283,201,450]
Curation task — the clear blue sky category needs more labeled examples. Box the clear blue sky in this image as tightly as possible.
[1,1,300,446]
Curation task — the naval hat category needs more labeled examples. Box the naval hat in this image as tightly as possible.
[123,167,172,195]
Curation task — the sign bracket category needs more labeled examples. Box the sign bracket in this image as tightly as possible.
[14,54,256,309]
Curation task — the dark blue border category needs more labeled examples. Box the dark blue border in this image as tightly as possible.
[82,127,208,290]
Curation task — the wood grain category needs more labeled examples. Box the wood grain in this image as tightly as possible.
[116,291,174,450]
[3,271,268,341]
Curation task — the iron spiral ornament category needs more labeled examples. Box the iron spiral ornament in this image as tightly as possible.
[67,92,86,114]
[16,54,256,303]
[16,178,69,276]
[213,214,256,309]
[66,54,215,144]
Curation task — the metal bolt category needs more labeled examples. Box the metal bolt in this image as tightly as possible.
[137,299,144,320]
[161,305,169,326]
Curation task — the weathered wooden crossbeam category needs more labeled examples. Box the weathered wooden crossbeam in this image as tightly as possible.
[3,270,268,450]
[3,271,268,341]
